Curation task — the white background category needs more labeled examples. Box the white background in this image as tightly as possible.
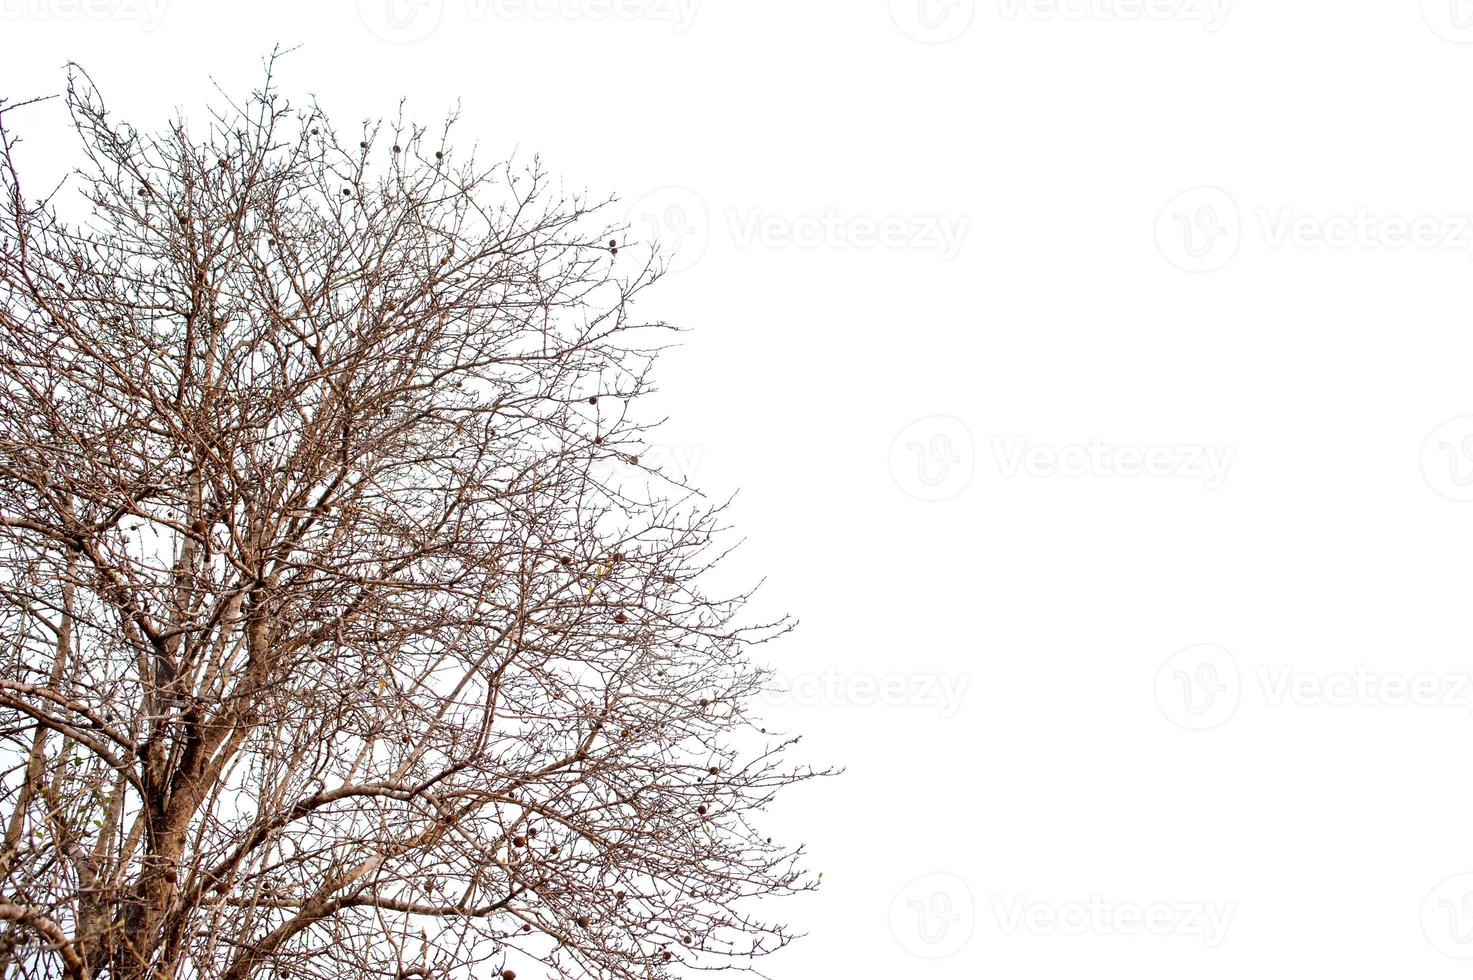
[7,1,1473,976]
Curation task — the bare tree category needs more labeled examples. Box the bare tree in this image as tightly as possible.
[0,55,822,980]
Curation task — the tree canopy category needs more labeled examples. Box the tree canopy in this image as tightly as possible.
[0,57,820,980]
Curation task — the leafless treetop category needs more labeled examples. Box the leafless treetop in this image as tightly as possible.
[0,54,823,980]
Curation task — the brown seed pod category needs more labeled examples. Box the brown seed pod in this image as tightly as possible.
[696,805,707,816]
[576,915,589,928]
[359,141,368,149]
[502,972,516,980]
[513,836,526,847]
[708,766,719,775]
[588,396,598,405]
[698,698,710,707]
[614,613,628,625]
[435,151,444,160]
